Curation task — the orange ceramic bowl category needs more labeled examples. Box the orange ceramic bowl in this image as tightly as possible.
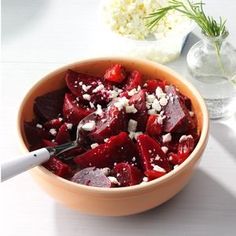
[17,57,209,216]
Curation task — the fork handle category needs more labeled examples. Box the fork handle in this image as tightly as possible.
[1,148,51,182]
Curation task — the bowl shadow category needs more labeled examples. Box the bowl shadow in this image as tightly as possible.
[53,169,236,236]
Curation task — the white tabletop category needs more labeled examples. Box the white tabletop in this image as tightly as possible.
[1,0,236,235]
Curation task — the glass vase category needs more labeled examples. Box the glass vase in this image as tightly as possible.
[187,33,236,119]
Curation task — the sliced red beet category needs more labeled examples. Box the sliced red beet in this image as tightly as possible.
[63,93,93,125]
[145,79,165,93]
[33,89,65,121]
[44,118,63,130]
[55,123,71,144]
[24,121,51,146]
[113,162,143,186]
[104,64,126,83]
[177,135,195,164]
[146,115,162,138]
[43,157,72,178]
[74,132,137,168]
[88,105,127,143]
[144,170,166,180]
[137,134,171,172]
[71,167,111,188]
[122,70,142,92]
[65,69,111,105]
[41,139,58,147]
[163,85,195,133]
[128,89,148,131]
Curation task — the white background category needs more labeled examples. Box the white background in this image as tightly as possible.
[1,0,236,235]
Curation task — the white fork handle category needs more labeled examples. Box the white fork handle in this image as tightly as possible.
[1,148,51,182]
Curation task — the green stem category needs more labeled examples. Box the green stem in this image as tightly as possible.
[213,41,226,76]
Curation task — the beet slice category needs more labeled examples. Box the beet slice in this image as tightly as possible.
[144,170,166,180]
[88,105,127,143]
[55,123,71,144]
[145,79,165,93]
[33,89,65,121]
[43,157,72,178]
[44,118,63,130]
[137,134,171,172]
[113,162,143,186]
[128,89,148,131]
[63,93,94,125]
[71,167,111,188]
[24,121,51,146]
[74,132,137,168]
[104,64,126,83]
[65,69,111,105]
[163,86,195,133]
[146,115,162,138]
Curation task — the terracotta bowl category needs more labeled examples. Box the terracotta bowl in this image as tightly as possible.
[17,57,209,216]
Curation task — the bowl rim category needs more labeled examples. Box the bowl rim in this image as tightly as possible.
[17,56,209,194]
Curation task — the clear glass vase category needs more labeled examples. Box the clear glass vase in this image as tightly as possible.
[187,33,236,119]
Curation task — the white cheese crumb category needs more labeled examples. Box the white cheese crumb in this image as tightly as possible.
[143,177,148,182]
[58,117,63,122]
[66,123,73,130]
[152,165,166,172]
[36,124,43,129]
[125,104,137,113]
[148,109,156,115]
[128,119,138,132]
[104,138,109,143]
[95,104,103,116]
[108,176,120,185]
[129,131,143,140]
[132,157,136,162]
[152,99,162,112]
[89,102,95,109]
[155,154,161,160]
[82,84,91,92]
[161,146,169,153]
[159,97,168,106]
[114,97,129,110]
[101,167,110,176]
[92,84,104,93]
[157,114,166,124]
[49,128,57,136]
[134,132,143,140]
[128,88,139,96]
[189,111,194,117]
[155,87,164,98]
[179,134,193,143]
[109,90,119,98]
[162,133,172,143]
[146,94,156,103]
[91,143,99,149]
[81,120,96,131]
[82,94,91,101]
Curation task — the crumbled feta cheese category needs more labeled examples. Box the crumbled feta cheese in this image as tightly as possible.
[109,89,119,98]
[49,128,57,136]
[161,146,169,153]
[159,97,168,106]
[82,94,91,101]
[58,117,63,122]
[155,87,164,98]
[95,104,103,116]
[91,143,99,149]
[125,104,137,113]
[157,114,166,124]
[36,124,43,129]
[152,164,166,172]
[189,111,194,117]
[81,120,96,131]
[146,94,156,103]
[179,134,193,143]
[92,84,104,93]
[152,99,161,112]
[101,167,110,176]
[114,97,129,110]
[134,132,143,140]
[82,84,91,92]
[143,177,148,182]
[128,88,139,96]
[128,119,138,132]
[104,138,109,143]
[155,154,161,160]
[108,176,120,185]
[148,109,156,115]
[162,133,172,143]
[132,157,136,162]
[66,123,73,129]
[89,102,95,109]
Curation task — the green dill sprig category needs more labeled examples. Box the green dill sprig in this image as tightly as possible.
[146,0,228,38]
